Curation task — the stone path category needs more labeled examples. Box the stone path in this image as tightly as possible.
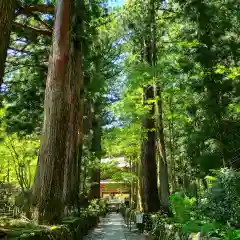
[83,213,147,240]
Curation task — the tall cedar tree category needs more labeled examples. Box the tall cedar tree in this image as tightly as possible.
[32,0,71,223]
[63,0,84,213]
[141,0,160,213]
[155,0,170,213]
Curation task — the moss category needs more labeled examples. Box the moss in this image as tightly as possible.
[1,214,99,239]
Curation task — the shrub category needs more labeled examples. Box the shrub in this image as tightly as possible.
[170,192,196,224]
[88,199,107,216]
[3,208,101,239]
[151,213,190,240]
[198,168,240,226]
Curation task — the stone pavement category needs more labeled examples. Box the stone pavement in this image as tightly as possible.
[83,213,147,240]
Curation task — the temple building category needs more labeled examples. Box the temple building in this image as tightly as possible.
[100,157,130,201]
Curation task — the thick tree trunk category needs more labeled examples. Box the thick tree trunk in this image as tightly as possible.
[154,85,170,213]
[141,86,160,213]
[89,58,101,200]
[129,159,133,206]
[79,100,92,197]
[140,0,160,213]
[131,160,138,209]
[63,49,83,212]
[137,158,143,211]
[32,0,71,224]
[89,106,101,200]
[0,0,16,86]
[63,0,85,213]
[168,95,177,192]
[139,143,145,211]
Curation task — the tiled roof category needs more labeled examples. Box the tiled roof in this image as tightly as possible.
[100,180,125,184]
[101,156,129,168]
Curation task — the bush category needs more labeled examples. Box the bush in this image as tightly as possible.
[88,199,107,217]
[198,168,240,226]
[170,192,196,224]
[120,172,240,240]
[151,213,190,240]
[2,208,101,239]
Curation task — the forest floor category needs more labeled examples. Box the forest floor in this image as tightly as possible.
[83,213,147,240]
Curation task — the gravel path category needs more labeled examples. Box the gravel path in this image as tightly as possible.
[83,213,146,240]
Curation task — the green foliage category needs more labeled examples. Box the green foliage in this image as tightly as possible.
[88,199,107,216]
[1,208,100,239]
[0,182,16,213]
[198,168,240,226]
[2,0,240,233]
[0,134,39,188]
[170,192,196,224]
[174,0,240,175]
[227,229,240,240]
[3,65,45,135]
[182,220,222,235]
[100,160,128,180]
[147,172,240,237]
[167,169,240,238]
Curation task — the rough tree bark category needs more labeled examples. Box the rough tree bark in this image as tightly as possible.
[32,0,71,224]
[62,42,83,213]
[140,0,160,213]
[153,0,170,214]
[80,100,92,196]
[0,0,16,86]
[137,158,143,211]
[167,95,177,192]
[155,85,170,213]
[131,157,138,209]
[63,0,85,213]
[141,85,160,213]
[89,104,101,200]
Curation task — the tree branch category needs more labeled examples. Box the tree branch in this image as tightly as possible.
[12,22,52,36]
[30,12,52,31]
[8,47,32,55]
[16,4,54,16]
